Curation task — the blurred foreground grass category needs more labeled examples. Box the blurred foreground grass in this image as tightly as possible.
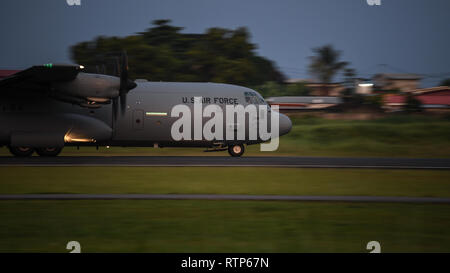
[275,114,450,158]
[1,167,449,197]
[1,165,449,253]
[0,200,449,252]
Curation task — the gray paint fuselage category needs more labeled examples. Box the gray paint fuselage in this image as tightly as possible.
[0,81,292,148]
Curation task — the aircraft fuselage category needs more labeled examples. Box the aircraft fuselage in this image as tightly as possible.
[0,81,292,153]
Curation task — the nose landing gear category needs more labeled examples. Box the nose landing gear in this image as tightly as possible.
[228,144,245,157]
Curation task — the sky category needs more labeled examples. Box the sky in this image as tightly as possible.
[0,0,449,87]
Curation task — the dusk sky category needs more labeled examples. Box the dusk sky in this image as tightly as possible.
[1,0,449,87]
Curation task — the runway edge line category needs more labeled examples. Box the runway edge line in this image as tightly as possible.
[0,194,450,203]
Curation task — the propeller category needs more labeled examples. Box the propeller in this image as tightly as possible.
[112,50,137,120]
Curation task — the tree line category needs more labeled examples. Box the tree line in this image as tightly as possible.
[71,19,285,87]
[71,20,359,97]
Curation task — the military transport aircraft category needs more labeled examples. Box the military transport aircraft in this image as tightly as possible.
[0,52,292,157]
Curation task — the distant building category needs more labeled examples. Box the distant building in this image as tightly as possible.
[307,83,346,96]
[285,79,346,96]
[266,96,342,111]
[383,86,450,112]
[373,73,421,92]
[354,79,374,95]
[284,78,311,84]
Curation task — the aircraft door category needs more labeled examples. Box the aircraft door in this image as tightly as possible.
[132,109,144,130]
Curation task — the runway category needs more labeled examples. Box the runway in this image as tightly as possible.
[0,194,449,203]
[0,156,449,169]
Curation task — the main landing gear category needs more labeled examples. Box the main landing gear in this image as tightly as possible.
[8,146,63,157]
[8,146,35,157]
[35,147,63,157]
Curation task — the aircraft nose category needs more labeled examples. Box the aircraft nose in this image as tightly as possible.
[279,113,292,136]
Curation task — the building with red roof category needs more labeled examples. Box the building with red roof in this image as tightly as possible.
[384,86,450,112]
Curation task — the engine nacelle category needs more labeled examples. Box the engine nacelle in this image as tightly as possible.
[52,72,120,100]
[1,113,113,147]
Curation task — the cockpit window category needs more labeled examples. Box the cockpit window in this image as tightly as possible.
[244,91,267,105]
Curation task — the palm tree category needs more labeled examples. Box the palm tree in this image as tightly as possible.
[308,45,348,96]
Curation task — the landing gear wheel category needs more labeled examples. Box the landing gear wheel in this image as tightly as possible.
[36,147,63,157]
[228,144,245,157]
[8,146,34,157]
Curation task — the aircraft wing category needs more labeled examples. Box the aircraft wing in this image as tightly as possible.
[0,52,134,111]
[0,64,84,89]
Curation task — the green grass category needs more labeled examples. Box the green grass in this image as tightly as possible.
[0,200,449,252]
[268,115,450,158]
[1,114,449,157]
[1,166,449,253]
[1,167,449,197]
